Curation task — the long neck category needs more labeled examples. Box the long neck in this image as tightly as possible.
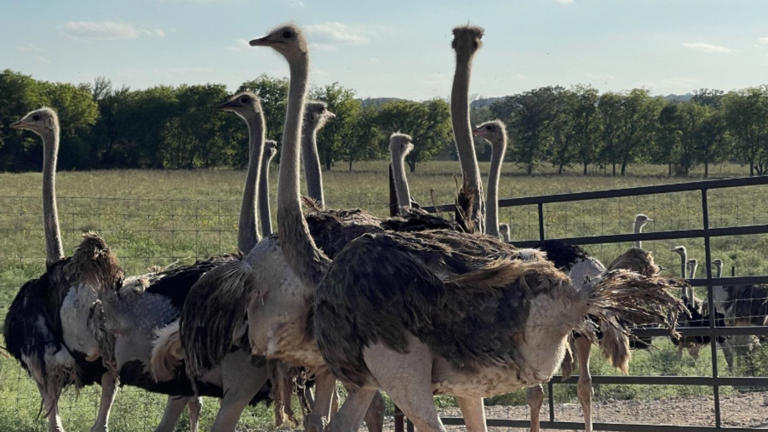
[278,57,330,290]
[388,164,398,217]
[678,250,687,298]
[238,114,264,252]
[485,135,506,237]
[687,261,697,301]
[451,52,484,233]
[715,263,722,278]
[302,121,324,208]
[391,150,411,214]
[633,220,643,248]
[42,127,64,266]
[258,152,273,236]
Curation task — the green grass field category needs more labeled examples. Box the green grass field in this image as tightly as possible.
[0,161,766,431]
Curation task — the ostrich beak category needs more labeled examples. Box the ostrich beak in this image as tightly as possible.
[249,35,272,46]
[218,100,238,110]
[647,218,654,222]
[10,120,25,129]
[472,127,481,135]
[326,112,336,119]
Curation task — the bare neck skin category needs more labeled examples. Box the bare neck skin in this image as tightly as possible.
[485,133,506,237]
[277,56,331,290]
[302,118,325,208]
[42,125,64,266]
[259,144,276,236]
[676,247,687,298]
[633,219,645,249]
[451,50,484,233]
[390,148,411,214]
[238,111,265,252]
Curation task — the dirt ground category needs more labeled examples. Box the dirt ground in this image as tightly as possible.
[376,391,768,431]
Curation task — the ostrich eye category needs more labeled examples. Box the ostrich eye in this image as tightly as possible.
[32,114,41,121]
[282,30,292,38]
[240,96,249,104]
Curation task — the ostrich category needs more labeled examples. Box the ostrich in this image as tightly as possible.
[389,132,415,216]
[451,25,486,234]
[92,92,278,432]
[177,90,386,432]
[253,23,684,432]
[472,120,506,237]
[3,108,124,432]
[499,223,510,242]
[259,140,278,236]
[302,101,335,207]
[632,213,653,249]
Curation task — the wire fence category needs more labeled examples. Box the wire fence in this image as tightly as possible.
[1,178,768,431]
[424,175,768,431]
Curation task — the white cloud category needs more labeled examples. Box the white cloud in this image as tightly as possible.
[305,22,370,48]
[36,56,51,64]
[759,37,768,45]
[681,42,731,54]
[61,20,165,40]
[555,0,574,4]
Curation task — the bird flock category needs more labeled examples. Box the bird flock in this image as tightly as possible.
[3,22,762,432]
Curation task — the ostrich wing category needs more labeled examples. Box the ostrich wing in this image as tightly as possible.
[315,232,566,387]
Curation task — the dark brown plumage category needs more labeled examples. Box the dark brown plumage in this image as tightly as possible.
[4,233,123,416]
[314,231,685,388]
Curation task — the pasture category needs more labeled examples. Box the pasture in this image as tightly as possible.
[1,161,766,431]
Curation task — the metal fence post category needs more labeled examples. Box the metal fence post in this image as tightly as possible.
[701,187,722,429]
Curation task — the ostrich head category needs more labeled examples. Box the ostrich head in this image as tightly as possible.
[712,258,723,276]
[498,223,511,242]
[250,24,308,59]
[11,107,58,137]
[304,101,335,130]
[686,258,698,279]
[265,139,278,160]
[472,119,506,145]
[219,91,262,122]
[452,25,484,58]
[389,132,414,161]
[671,245,687,258]
[634,213,653,231]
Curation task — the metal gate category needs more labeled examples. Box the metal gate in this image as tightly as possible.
[414,175,768,432]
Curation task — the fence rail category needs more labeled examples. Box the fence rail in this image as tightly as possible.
[421,175,768,432]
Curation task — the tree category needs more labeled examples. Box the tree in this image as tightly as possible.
[674,101,707,176]
[375,98,451,172]
[722,87,768,176]
[310,82,361,171]
[569,85,601,175]
[597,92,624,176]
[615,89,662,176]
[655,102,682,176]
[492,86,563,174]
[696,108,729,177]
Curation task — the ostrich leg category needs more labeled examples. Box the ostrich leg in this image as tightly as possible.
[187,397,202,432]
[90,372,119,432]
[364,392,386,432]
[363,338,445,432]
[325,388,377,432]
[304,370,336,432]
[574,336,594,432]
[154,396,190,432]
[42,388,64,432]
[457,397,487,432]
[210,351,268,432]
[526,385,543,432]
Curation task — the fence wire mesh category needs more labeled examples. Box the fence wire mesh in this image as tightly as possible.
[1,179,767,431]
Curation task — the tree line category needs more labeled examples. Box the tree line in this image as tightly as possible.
[1,69,767,176]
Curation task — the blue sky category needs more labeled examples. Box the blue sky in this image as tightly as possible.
[3,0,768,100]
